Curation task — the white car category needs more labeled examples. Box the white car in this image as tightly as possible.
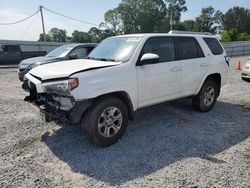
[24,31,229,147]
[242,57,250,81]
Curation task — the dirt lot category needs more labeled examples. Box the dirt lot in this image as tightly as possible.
[0,56,250,188]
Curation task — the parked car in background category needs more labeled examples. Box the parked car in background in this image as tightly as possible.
[242,57,250,82]
[0,44,46,65]
[18,43,97,81]
[24,31,229,147]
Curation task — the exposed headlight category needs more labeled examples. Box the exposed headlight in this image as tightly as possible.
[19,64,29,70]
[42,78,79,95]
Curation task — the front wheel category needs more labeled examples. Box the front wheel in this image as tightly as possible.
[81,97,128,147]
[192,79,219,112]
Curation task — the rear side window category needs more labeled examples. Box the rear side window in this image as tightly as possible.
[6,45,20,52]
[141,37,175,62]
[203,37,223,55]
[175,37,204,60]
[70,47,88,58]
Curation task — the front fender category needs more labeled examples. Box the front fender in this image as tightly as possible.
[86,86,137,111]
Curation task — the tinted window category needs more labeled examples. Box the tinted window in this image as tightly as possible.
[87,47,95,54]
[142,37,175,62]
[70,47,88,58]
[203,37,223,55]
[3,45,20,52]
[175,37,204,60]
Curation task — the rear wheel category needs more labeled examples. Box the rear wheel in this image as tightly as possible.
[192,79,219,112]
[81,97,128,147]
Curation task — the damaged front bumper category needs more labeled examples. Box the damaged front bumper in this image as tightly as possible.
[24,74,90,124]
[26,90,90,123]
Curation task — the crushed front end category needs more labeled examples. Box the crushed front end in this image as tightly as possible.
[24,73,90,123]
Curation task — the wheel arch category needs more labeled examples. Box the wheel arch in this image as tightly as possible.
[197,73,221,97]
[91,91,135,121]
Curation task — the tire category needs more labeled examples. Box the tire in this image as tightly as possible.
[80,97,128,147]
[192,79,219,112]
[242,77,250,82]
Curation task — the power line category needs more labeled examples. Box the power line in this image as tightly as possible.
[42,6,99,27]
[0,10,39,25]
[20,12,38,40]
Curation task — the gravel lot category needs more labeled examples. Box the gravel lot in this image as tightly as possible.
[0,56,250,188]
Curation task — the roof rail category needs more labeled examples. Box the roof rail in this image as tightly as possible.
[168,30,213,36]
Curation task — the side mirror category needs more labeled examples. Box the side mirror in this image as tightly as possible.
[69,53,78,59]
[140,53,160,65]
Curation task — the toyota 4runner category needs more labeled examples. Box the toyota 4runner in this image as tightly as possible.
[24,31,229,147]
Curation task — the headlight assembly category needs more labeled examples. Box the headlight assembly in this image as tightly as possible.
[42,78,78,95]
[27,63,40,70]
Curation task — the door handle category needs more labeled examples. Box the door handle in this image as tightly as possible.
[171,66,181,72]
[200,63,208,67]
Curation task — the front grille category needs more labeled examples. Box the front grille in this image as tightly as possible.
[242,73,247,76]
[19,68,26,72]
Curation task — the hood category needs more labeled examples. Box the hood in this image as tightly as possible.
[29,59,121,81]
[20,56,54,65]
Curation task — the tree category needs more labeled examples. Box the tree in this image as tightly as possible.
[38,33,52,42]
[71,30,93,43]
[182,20,196,31]
[221,28,250,42]
[195,6,222,34]
[117,0,167,34]
[48,28,67,42]
[165,0,187,23]
[103,8,123,35]
[222,7,250,34]
[88,27,115,42]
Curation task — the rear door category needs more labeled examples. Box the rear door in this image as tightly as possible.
[175,37,210,96]
[136,36,181,108]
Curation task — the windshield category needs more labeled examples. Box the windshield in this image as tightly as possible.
[46,45,74,58]
[88,37,142,62]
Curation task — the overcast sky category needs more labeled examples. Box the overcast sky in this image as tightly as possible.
[0,0,249,41]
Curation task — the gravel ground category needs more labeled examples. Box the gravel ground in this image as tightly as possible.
[0,56,250,188]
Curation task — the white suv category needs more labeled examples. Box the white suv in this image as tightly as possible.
[24,31,229,147]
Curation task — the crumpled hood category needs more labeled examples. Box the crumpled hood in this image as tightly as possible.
[20,56,53,65]
[29,59,121,81]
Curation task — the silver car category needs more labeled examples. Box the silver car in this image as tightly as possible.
[242,57,250,82]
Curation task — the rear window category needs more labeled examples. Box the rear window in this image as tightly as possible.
[175,37,204,60]
[203,37,223,55]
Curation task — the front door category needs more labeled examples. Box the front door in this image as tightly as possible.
[136,37,181,108]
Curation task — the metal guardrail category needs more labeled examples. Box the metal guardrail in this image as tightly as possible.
[222,41,250,57]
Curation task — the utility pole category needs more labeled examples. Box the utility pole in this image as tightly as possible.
[169,3,175,31]
[170,8,173,30]
[39,6,46,42]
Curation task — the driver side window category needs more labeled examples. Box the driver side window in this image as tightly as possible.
[70,47,88,58]
[141,37,175,63]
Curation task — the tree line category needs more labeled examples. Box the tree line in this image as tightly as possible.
[38,0,250,43]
